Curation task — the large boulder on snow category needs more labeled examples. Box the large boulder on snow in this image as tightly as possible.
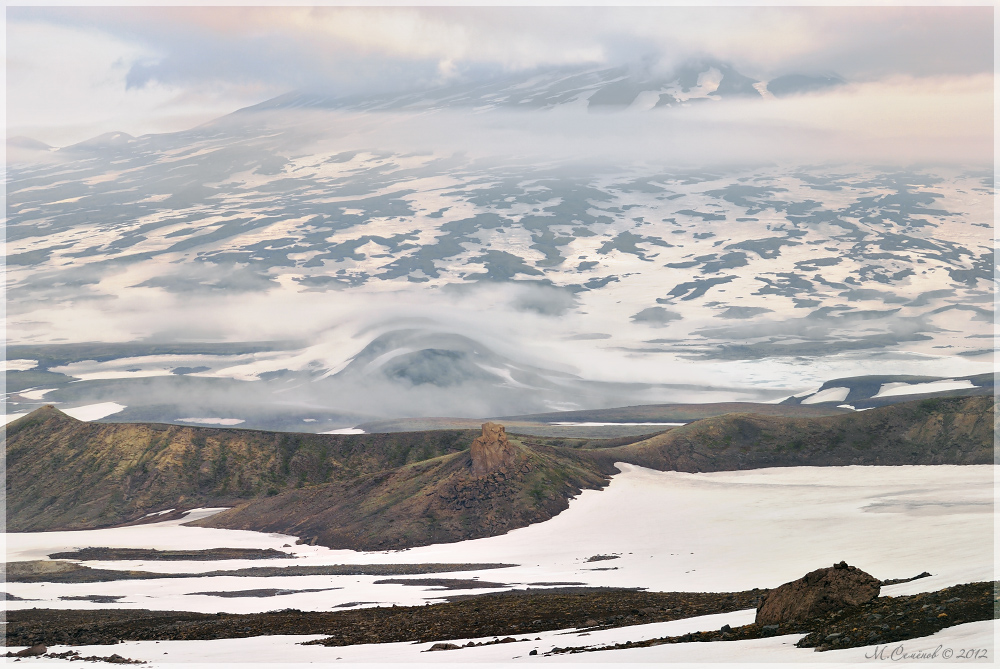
[756,561,881,624]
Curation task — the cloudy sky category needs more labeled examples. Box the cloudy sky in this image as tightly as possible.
[7,5,994,147]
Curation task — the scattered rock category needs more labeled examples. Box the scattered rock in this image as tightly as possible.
[44,649,145,664]
[427,643,460,651]
[756,562,880,625]
[60,594,126,604]
[881,571,932,586]
[14,644,46,657]
[372,578,508,590]
[470,423,518,475]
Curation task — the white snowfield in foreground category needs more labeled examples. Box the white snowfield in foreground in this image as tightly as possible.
[14,619,996,666]
[5,465,993,619]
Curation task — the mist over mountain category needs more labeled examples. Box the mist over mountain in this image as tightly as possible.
[244,59,843,115]
[5,56,993,427]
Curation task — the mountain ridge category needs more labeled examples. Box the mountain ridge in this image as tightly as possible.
[6,395,991,549]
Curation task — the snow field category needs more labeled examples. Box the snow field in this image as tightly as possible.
[5,465,993,614]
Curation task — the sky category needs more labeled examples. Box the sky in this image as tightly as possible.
[6,5,995,147]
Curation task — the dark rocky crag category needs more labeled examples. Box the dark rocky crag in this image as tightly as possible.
[470,422,518,475]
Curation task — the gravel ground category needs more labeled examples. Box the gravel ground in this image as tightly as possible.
[4,587,764,647]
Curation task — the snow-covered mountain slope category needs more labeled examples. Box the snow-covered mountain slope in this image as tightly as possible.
[243,59,838,115]
[4,63,991,424]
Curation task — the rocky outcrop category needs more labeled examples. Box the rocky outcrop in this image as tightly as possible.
[470,422,518,475]
[756,561,881,624]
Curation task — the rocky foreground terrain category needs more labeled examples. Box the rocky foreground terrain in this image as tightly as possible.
[5,579,994,654]
[6,395,993,550]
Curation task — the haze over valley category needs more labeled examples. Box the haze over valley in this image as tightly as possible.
[5,54,993,427]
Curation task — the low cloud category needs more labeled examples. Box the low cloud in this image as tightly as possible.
[7,7,992,146]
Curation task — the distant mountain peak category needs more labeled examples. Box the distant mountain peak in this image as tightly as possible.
[238,59,833,116]
[62,131,137,153]
[7,136,54,151]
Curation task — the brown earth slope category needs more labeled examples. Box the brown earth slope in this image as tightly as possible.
[589,395,994,472]
[5,396,993,549]
[196,441,608,550]
[4,406,476,532]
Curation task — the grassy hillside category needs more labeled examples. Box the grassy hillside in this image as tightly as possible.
[196,441,610,550]
[590,395,995,472]
[4,406,476,532]
[6,396,993,549]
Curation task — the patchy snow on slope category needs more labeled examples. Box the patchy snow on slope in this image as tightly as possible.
[17,387,58,400]
[801,387,850,404]
[4,358,38,371]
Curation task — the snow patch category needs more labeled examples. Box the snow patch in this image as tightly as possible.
[3,412,30,425]
[874,380,976,398]
[63,402,126,421]
[322,427,365,434]
[801,387,850,404]
[4,359,38,371]
[142,508,176,518]
[176,417,246,426]
[18,387,58,400]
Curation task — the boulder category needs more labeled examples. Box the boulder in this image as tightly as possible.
[470,423,518,475]
[756,561,881,625]
[15,644,47,657]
